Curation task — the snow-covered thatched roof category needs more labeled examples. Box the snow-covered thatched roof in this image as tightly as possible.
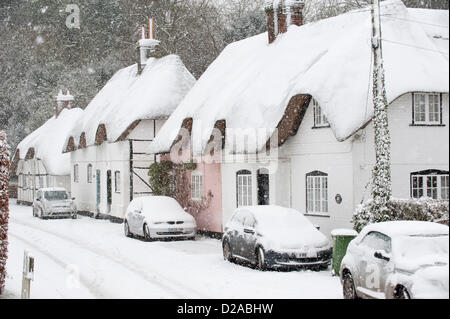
[64,54,196,151]
[149,0,449,154]
[14,108,84,176]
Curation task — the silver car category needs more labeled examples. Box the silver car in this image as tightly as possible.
[33,187,77,219]
[340,221,449,299]
[124,196,197,241]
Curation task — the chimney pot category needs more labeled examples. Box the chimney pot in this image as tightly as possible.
[266,0,305,44]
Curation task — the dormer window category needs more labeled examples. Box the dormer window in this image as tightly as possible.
[313,99,329,128]
[412,93,442,125]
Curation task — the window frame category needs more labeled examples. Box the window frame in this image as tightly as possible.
[114,171,121,193]
[73,164,79,183]
[87,164,93,184]
[360,231,392,253]
[410,169,449,201]
[191,171,203,201]
[312,99,330,129]
[411,93,443,126]
[236,170,253,207]
[305,171,329,216]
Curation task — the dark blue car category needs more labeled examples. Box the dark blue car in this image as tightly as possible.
[222,206,332,271]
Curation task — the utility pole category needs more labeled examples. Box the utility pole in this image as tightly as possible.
[370,0,392,215]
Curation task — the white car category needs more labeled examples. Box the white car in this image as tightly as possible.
[340,221,449,299]
[222,206,332,270]
[123,196,197,241]
[33,187,77,219]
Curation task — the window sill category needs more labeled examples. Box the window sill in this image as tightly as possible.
[410,123,445,127]
[312,125,331,130]
[304,213,330,218]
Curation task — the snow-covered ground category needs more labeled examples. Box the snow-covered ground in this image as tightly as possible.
[3,200,342,299]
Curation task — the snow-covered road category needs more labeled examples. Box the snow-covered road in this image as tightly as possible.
[4,201,342,299]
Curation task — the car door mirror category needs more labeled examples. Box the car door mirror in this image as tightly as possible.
[133,210,141,214]
[36,198,40,201]
[374,250,390,262]
[72,197,76,201]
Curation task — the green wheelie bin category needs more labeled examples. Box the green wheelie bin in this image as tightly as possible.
[331,229,358,276]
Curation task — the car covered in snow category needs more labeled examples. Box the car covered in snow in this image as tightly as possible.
[222,206,332,270]
[33,187,77,219]
[340,221,449,299]
[123,196,197,241]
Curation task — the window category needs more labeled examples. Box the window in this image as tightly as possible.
[411,170,449,200]
[39,176,45,189]
[413,93,442,125]
[236,170,252,207]
[361,232,392,253]
[313,99,329,128]
[73,164,79,183]
[191,171,203,201]
[244,213,256,229]
[306,171,328,214]
[114,171,121,193]
[87,164,93,183]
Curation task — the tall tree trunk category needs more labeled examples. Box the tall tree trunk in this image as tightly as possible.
[371,0,392,216]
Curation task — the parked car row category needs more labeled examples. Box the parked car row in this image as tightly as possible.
[31,189,449,298]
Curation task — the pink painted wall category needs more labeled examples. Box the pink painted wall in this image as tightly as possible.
[189,161,223,234]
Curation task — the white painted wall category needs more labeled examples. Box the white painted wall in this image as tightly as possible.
[280,93,449,238]
[70,119,165,219]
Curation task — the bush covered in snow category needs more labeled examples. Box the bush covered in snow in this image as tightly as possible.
[0,131,10,295]
[353,197,449,232]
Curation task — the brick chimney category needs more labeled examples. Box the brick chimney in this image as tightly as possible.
[137,18,161,74]
[55,90,74,118]
[265,0,305,44]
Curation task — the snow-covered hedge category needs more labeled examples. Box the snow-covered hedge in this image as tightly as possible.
[353,197,449,233]
[0,131,10,295]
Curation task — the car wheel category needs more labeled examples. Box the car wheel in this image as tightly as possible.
[32,208,36,217]
[143,224,153,242]
[71,213,77,219]
[39,209,44,219]
[124,221,132,238]
[223,241,233,262]
[256,247,266,271]
[394,286,411,299]
[343,272,358,299]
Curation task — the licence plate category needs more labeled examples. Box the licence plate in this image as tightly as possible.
[168,228,183,233]
[295,253,307,258]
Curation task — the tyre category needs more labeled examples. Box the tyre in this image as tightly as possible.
[223,241,233,262]
[394,286,411,299]
[143,224,153,241]
[71,213,77,219]
[32,208,36,217]
[343,272,358,299]
[39,209,44,219]
[256,246,266,271]
[124,220,132,238]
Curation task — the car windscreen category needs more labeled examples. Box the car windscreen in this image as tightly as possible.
[44,191,69,201]
[394,234,449,266]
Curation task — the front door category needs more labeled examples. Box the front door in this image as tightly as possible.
[106,170,112,214]
[96,170,101,214]
[257,169,270,205]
